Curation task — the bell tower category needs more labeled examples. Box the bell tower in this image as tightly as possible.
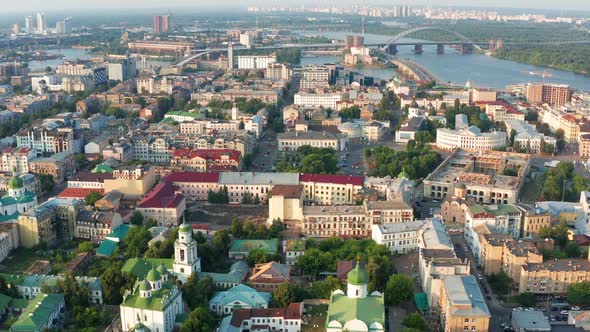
[173,217,201,281]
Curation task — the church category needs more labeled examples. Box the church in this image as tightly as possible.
[325,263,385,332]
[120,220,200,332]
[0,174,37,222]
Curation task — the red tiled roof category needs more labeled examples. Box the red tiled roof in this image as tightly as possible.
[137,181,185,209]
[562,114,578,123]
[271,185,304,199]
[574,234,590,246]
[336,260,366,280]
[473,212,496,219]
[285,302,303,320]
[299,173,364,186]
[163,172,220,183]
[172,148,241,161]
[57,188,104,199]
[230,304,303,328]
[191,224,210,230]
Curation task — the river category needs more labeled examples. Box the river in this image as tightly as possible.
[298,31,590,92]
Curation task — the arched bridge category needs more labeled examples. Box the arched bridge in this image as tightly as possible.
[379,26,483,54]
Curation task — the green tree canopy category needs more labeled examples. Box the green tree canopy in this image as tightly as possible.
[384,274,414,306]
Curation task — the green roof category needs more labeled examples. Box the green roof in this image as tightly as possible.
[229,239,279,254]
[198,261,248,286]
[8,176,23,189]
[146,268,161,282]
[92,165,114,174]
[122,258,173,279]
[0,274,26,285]
[178,222,191,233]
[17,192,36,204]
[0,294,12,312]
[122,280,180,311]
[415,292,429,313]
[165,111,199,118]
[138,280,151,291]
[8,298,30,309]
[326,292,385,330]
[285,239,306,252]
[96,239,117,256]
[9,293,64,332]
[397,169,410,179]
[0,196,16,205]
[156,264,168,275]
[0,212,19,223]
[106,224,133,242]
[347,263,368,286]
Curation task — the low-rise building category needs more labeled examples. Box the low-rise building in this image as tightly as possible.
[75,210,123,244]
[436,126,507,151]
[229,239,279,260]
[163,172,220,201]
[284,239,306,266]
[294,92,342,109]
[299,173,364,205]
[136,182,186,227]
[103,166,157,200]
[209,284,271,316]
[372,220,426,254]
[395,117,424,143]
[9,293,65,332]
[439,275,491,332]
[249,261,291,292]
[218,302,303,332]
[170,148,241,172]
[277,131,347,152]
[505,120,556,154]
[29,151,75,184]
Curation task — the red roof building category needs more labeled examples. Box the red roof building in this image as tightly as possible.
[170,148,241,172]
[163,172,220,201]
[57,188,104,199]
[136,181,186,226]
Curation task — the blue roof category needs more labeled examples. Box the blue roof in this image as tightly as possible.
[96,239,117,256]
[210,284,270,308]
[105,224,132,242]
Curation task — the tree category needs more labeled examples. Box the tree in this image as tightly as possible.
[565,241,582,258]
[211,230,231,253]
[84,191,103,206]
[100,264,136,305]
[74,153,86,165]
[247,248,280,267]
[0,276,18,298]
[182,273,214,310]
[517,292,537,307]
[77,241,94,253]
[568,282,590,304]
[384,274,414,306]
[488,271,511,295]
[129,211,144,226]
[49,273,90,308]
[124,226,151,258]
[39,174,55,193]
[272,282,308,308]
[338,106,361,119]
[181,307,216,332]
[310,276,343,299]
[268,219,284,238]
[402,313,427,331]
[230,219,244,238]
[296,248,337,277]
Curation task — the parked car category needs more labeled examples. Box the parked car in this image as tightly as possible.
[561,310,569,315]
[571,306,580,311]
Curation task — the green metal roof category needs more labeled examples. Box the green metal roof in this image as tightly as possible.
[198,261,248,285]
[0,212,19,223]
[96,239,117,256]
[229,239,279,254]
[209,284,270,308]
[415,292,429,313]
[155,264,168,275]
[347,264,368,286]
[326,292,385,330]
[92,165,114,173]
[9,293,64,332]
[122,258,173,279]
[17,192,36,204]
[106,224,133,242]
[0,294,12,312]
[0,196,16,205]
[8,298,30,309]
[178,222,191,233]
[165,111,199,118]
[138,280,151,291]
[121,281,180,311]
[146,268,161,282]
[8,176,23,189]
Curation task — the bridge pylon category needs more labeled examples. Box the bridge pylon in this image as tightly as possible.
[414,44,423,54]
[437,44,444,54]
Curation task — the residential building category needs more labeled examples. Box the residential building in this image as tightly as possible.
[163,172,220,201]
[526,83,573,106]
[325,263,385,332]
[237,55,276,70]
[136,182,186,227]
[471,88,497,102]
[277,131,347,151]
[0,147,34,174]
[299,66,330,90]
[505,120,556,153]
[372,220,426,254]
[198,261,248,290]
[219,172,299,204]
[511,311,551,332]
[299,174,364,205]
[284,240,306,266]
[249,261,291,292]
[17,198,83,248]
[265,63,292,81]
[136,76,175,94]
[502,240,544,284]
[518,258,590,295]
[439,275,491,332]
[9,294,64,332]
[218,302,303,332]
[16,126,75,155]
[119,265,184,332]
[516,205,552,238]
[75,210,123,244]
[560,114,580,143]
[294,92,342,109]
[131,136,171,163]
[480,233,513,275]
[0,224,19,263]
[170,148,241,172]
[103,166,157,200]
[28,151,75,184]
[153,15,170,34]
[107,57,137,81]
[209,284,270,315]
[436,126,507,151]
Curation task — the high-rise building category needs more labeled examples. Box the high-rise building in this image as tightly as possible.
[153,15,170,34]
[25,16,32,34]
[228,43,234,69]
[55,17,72,34]
[36,12,46,34]
[107,57,137,81]
[11,23,20,34]
[526,83,573,106]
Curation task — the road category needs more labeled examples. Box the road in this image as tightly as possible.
[250,129,279,172]
[449,234,514,332]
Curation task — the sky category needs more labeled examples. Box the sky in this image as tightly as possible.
[3,0,590,13]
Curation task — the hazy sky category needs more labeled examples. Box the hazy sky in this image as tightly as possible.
[4,0,590,12]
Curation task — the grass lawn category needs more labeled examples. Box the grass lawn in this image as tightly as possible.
[0,248,39,273]
[302,304,328,332]
[520,172,546,203]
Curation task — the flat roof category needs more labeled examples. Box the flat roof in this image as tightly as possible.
[376,219,426,234]
[511,310,551,331]
[443,275,491,318]
[219,172,299,186]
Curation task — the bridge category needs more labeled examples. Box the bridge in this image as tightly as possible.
[173,26,590,67]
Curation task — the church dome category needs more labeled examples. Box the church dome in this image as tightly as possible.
[397,169,410,180]
[156,264,168,275]
[8,176,23,189]
[179,222,191,233]
[138,279,151,291]
[146,267,161,282]
[347,263,368,286]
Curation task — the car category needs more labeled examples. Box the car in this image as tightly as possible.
[525,308,534,311]
[572,306,580,311]
[501,323,508,328]
[561,310,569,315]
[514,307,524,311]
[550,316,556,321]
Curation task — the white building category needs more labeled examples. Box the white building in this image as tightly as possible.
[372,220,426,254]
[436,126,507,151]
[237,55,276,70]
[173,222,201,281]
[119,265,184,332]
[0,147,34,174]
[265,63,292,81]
[218,302,303,332]
[277,131,347,151]
[294,92,342,109]
[505,119,557,153]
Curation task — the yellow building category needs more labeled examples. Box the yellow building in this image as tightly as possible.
[521,207,552,239]
[502,240,543,285]
[518,259,590,295]
[439,275,491,332]
[480,233,512,276]
[267,185,305,230]
[103,166,157,200]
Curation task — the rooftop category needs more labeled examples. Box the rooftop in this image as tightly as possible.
[299,173,364,186]
[10,293,64,332]
[219,172,299,186]
[443,275,491,318]
[524,258,590,272]
[270,185,304,199]
[198,261,248,285]
[137,181,185,209]
[511,310,551,331]
[230,239,279,254]
[375,219,426,234]
[57,188,104,199]
[229,303,303,327]
[164,171,220,183]
[277,131,344,141]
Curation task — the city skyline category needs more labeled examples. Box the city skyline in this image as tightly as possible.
[1,0,590,13]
